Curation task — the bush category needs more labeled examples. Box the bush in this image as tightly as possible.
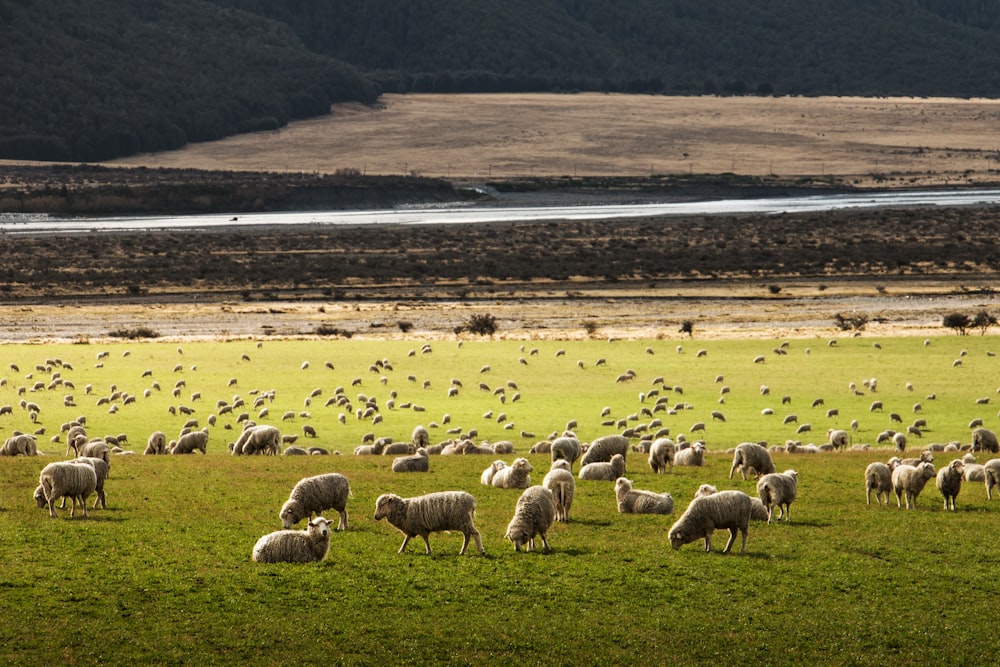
[972,310,997,335]
[834,313,869,332]
[943,312,971,335]
[108,326,160,339]
[679,320,694,337]
[397,321,414,333]
[462,313,498,336]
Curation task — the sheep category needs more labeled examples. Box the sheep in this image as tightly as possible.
[827,428,849,451]
[382,442,416,456]
[34,461,98,518]
[674,442,706,467]
[279,473,351,530]
[504,486,556,552]
[144,430,168,455]
[647,437,675,474]
[76,438,111,464]
[71,457,110,510]
[891,462,937,509]
[972,427,1000,453]
[0,433,36,456]
[864,462,893,506]
[232,424,281,456]
[964,463,986,483]
[550,436,582,469]
[579,453,626,481]
[729,442,775,480]
[282,446,309,456]
[373,491,484,555]
[668,490,752,554]
[480,460,510,487]
[579,434,628,467]
[392,448,430,473]
[491,457,533,489]
[251,517,333,563]
[615,477,674,515]
[984,459,1000,499]
[170,429,208,454]
[936,459,965,511]
[542,459,575,522]
[756,470,798,523]
[892,432,907,453]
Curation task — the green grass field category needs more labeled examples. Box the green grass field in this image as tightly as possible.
[1,334,999,666]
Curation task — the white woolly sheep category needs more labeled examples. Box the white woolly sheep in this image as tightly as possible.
[411,424,430,448]
[694,484,770,522]
[729,442,775,480]
[232,424,280,456]
[252,517,333,563]
[963,463,986,483]
[668,490,752,554]
[647,437,675,475]
[144,430,168,455]
[373,491,484,555]
[382,442,416,456]
[615,477,674,515]
[170,429,208,454]
[480,460,508,486]
[984,459,1000,499]
[936,459,965,511]
[864,462,893,506]
[71,457,110,510]
[674,442,706,467]
[972,428,1000,453]
[279,473,351,530]
[34,461,97,518]
[550,436,582,469]
[579,434,628,467]
[579,453,626,481]
[392,448,429,473]
[891,462,937,509]
[1,433,37,456]
[827,428,849,451]
[504,485,556,552]
[892,432,907,452]
[491,457,533,489]
[542,460,575,522]
[756,469,798,523]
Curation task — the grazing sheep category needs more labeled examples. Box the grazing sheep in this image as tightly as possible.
[550,436,582,469]
[579,453,626,481]
[491,457,533,489]
[827,428,849,451]
[936,459,965,511]
[170,429,208,454]
[668,490,752,554]
[542,460,575,522]
[71,457,110,510]
[756,470,798,523]
[892,432,907,453]
[34,461,98,518]
[972,427,1000,453]
[674,442,706,467]
[279,473,351,530]
[964,463,986,483]
[0,433,36,456]
[865,462,893,506]
[984,459,1000,499]
[392,448,430,473]
[579,434,629,467]
[144,430,168,455]
[615,477,674,515]
[282,446,309,456]
[694,484,770,521]
[729,442,775,480]
[647,437,675,475]
[251,517,333,563]
[232,424,281,456]
[373,491,485,555]
[411,425,430,449]
[891,462,937,509]
[480,460,508,486]
[504,486,556,552]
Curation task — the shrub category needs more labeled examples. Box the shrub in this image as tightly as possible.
[108,326,160,339]
[397,321,414,333]
[462,313,498,336]
[972,310,997,335]
[943,312,970,335]
[834,313,869,332]
[679,320,694,337]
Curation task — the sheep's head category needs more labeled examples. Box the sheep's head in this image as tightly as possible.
[33,484,47,508]
[514,458,533,472]
[614,477,632,495]
[550,459,570,472]
[949,459,966,474]
[918,462,936,479]
[373,493,401,521]
[308,517,331,539]
[694,484,718,498]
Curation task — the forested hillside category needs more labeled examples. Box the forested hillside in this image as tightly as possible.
[4,0,1000,162]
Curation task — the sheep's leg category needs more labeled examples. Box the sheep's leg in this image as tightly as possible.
[338,509,348,531]
[722,527,739,554]
[866,489,872,506]
[737,527,748,554]
[421,535,433,555]
[47,498,58,518]
[539,532,551,552]
[703,529,714,552]
[397,535,411,553]
[469,529,484,555]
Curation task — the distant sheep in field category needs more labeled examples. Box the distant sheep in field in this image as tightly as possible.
[892,432,907,453]
[34,461,97,518]
[827,428,849,451]
[756,470,798,523]
[674,442,706,467]
[891,462,936,509]
[729,442,775,480]
[412,425,430,449]
[864,462,893,506]
[542,460,575,522]
[579,453,626,481]
[615,477,674,515]
[392,448,429,473]
[231,424,280,456]
[279,473,351,530]
[504,486,556,552]
[550,436,582,469]
[580,434,628,466]
[170,429,208,454]
[374,491,484,555]
[252,517,333,564]
[972,427,999,453]
[668,490,752,554]
[491,457,533,489]
[936,459,965,511]
[647,437,675,474]
[144,430,168,455]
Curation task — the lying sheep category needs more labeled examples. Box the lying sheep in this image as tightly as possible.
[504,485,556,552]
[674,442,706,467]
[936,459,965,511]
[972,427,1000,453]
[0,433,37,456]
[279,473,351,530]
[480,460,508,486]
[170,429,208,454]
[864,462,893,506]
[392,448,429,473]
[729,442,775,480]
[647,437,675,475]
[580,434,628,467]
[550,436,582,469]
[34,461,98,518]
[383,442,416,456]
[668,490,752,554]
[984,459,1000,499]
[891,462,936,509]
[144,430,167,455]
[491,457,533,489]
[252,517,333,563]
[756,470,798,523]
[542,459,575,522]
[964,463,986,483]
[373,491,485,555]
[615,477,674,515]
[579,453,626,481]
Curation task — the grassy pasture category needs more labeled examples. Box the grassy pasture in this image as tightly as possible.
[1,335,999,666]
